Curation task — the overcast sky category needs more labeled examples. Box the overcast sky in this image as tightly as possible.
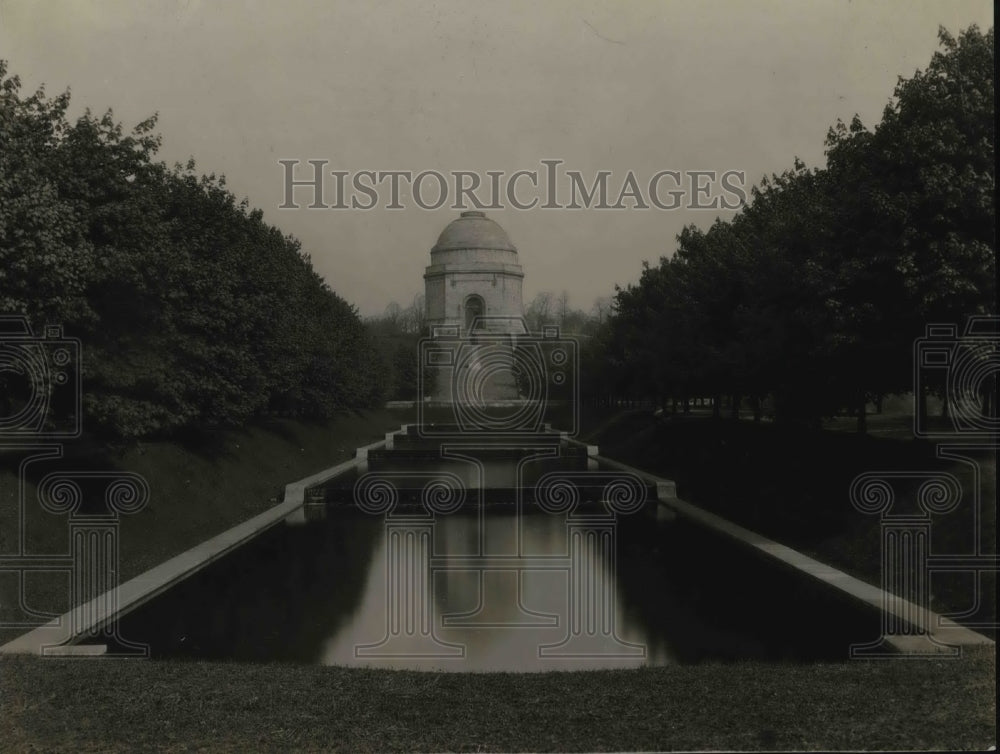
[0,0,993,316]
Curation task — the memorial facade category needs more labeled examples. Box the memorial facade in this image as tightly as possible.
[424,211,524,333]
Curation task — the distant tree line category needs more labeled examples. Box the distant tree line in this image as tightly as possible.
[0,61,382,440]
[585,26,995,430]
[523,291,612,336]
[365,296,427,401]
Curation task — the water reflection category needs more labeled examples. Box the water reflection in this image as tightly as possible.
[321,510,662,671]
[117,500,879,667]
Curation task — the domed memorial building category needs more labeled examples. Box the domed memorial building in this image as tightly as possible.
[424,211,525,334]
[422,211,528,405]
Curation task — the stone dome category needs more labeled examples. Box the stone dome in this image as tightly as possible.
[424,210,525,336]
[432,211,517,253]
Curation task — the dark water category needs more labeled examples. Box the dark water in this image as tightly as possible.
[115,428,879,669]
[116,501,880,670]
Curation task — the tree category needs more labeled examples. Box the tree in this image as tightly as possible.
[591,25,994,431]
[0,64,95,330]
[824,25,995,425]
[524,291,554,332]
[1,60,384,439]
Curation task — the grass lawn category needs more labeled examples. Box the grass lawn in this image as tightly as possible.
[1,647,994,752]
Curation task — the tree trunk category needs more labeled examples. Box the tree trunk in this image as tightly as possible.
[917,385,927,430]
[984,373,998,418]
[856,389,867,434]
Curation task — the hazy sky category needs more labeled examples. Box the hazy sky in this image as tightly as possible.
[0,0,993,315]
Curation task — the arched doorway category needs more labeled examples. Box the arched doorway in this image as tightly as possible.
[464,294,484,332]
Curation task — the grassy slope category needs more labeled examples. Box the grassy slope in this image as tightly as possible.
[110,410,417,577]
